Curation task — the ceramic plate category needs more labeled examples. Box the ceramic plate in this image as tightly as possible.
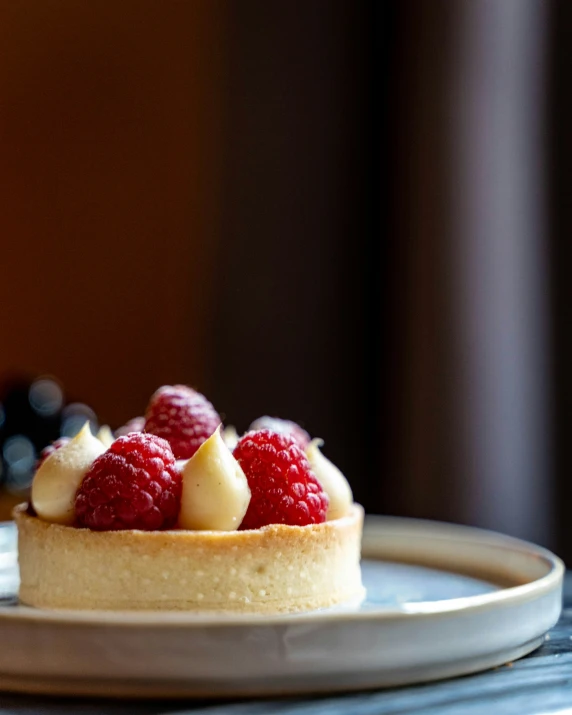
[0,515,564,697]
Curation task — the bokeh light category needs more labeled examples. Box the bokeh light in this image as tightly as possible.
[28,378,63,417]
[2,434,36,492]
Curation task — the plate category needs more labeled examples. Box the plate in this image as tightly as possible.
[0,515,564,697]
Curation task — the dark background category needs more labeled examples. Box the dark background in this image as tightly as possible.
[1,0,570,560]
[549,0,572,568]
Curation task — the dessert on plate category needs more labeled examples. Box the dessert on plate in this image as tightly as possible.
[15,385,364,613]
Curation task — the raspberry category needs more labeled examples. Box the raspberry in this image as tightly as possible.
[144,385,221,459]
[249,416,310,450]
[75,432,181,531]
[234,429,328,529]
[115,416,145,437]
[35,437,70,471]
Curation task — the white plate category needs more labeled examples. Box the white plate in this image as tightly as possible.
[0,515,564,697]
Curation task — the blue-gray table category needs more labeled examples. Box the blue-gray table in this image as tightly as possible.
[0,575,570,715]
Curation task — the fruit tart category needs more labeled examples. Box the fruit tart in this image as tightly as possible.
[15,385,364,613]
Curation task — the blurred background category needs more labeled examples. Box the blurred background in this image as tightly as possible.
[0,0,571,559]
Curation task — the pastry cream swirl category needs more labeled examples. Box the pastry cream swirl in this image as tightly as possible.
[31,422,105,525]
[179,426,251,530]
[306,439,353,520]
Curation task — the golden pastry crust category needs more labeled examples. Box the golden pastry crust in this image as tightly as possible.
[14,504,364,613]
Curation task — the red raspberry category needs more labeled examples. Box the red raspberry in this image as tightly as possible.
[249,416,310,450]
[75,432,181,531]
[35,437,70,471]
[115,416,145,437]
[234,429,328,529]
[144,385,221,459]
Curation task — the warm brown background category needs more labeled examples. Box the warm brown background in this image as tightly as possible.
[0,1,227,427]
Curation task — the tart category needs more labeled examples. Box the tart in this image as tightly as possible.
[15,385,364,613]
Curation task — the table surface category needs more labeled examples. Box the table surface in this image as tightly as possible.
[0,575,569,715]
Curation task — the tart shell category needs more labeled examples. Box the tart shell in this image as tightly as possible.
[14,503,364,613]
